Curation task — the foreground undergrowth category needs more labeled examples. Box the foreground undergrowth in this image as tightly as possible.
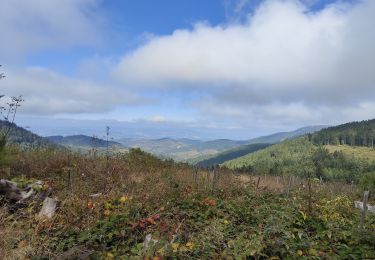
[0,148,374,259]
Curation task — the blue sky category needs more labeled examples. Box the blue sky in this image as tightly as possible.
[1,0,375,139]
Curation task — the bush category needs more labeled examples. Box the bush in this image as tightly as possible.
[359,172,375,194]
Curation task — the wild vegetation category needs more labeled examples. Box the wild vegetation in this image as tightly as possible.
[224,136,375,191]
[1,143,375,259]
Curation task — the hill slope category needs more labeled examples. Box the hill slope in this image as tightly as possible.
[192,125,326,166]
[312,119,375,146]
[224,134,375,182]
[195,143,271,167]
[47,135,127,154]
[0,120,57,148]
[223,137,315,174]
[247,125,327,144]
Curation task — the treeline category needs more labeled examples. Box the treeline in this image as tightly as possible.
[225,137,375,185]
[311,119,375,146]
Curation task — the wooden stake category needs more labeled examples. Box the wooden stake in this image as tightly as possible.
[256,177,260,193]
[68,168,73,194]
[360,191,369,230]
[286,176,292,198]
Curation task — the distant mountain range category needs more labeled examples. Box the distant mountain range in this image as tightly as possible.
[1,120,327,162]
[46,135,127,154]
[245,125,328,144]
[48,135,123,148]
[116,125,327,162]
[116,137,247,161]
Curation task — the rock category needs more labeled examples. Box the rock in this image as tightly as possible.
[89,193,102,198]
[143,234,158,251]
[0,179,24,202]
[0,179,46,204]
[355,201,375,214]
[38,197,57,219]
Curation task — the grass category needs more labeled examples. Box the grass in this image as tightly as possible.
[223,137,315,171]
[0,147,375,259]
[325,144,375,162]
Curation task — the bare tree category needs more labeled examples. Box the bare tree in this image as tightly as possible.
[0,65,24,150]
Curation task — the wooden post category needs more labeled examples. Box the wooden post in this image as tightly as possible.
[212,169,216,189]
[286,176,292,198]
[5,166,10,177]
[206,170,210,189]
[256,176,260,193]
[307,178,312,215]
[68,168,73,194]
[360,191,369,230]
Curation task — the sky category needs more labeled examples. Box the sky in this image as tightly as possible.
[1,0,375,140]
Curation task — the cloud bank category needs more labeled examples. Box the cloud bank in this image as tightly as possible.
[0,0,101,60]
[114,0,375,125]
[1,67,144,115]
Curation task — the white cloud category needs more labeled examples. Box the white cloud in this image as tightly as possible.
[113,0,375,125]
[0,0,101,60]
[148,115,167,123]
[0,67,145,115]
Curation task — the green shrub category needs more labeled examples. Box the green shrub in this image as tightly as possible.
[359,172,375,194]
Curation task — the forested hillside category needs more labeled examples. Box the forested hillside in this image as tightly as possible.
[195,143,271,167]
[0,120,56,148]
[312,119,375,146]
[224,137,315,174]
[223,136,375,183]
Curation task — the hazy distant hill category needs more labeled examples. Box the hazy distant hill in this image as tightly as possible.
[0,120,57,148]
[117,137,246,162]
[116,126,326,162]
[246,125,328,144]
[48,135,123,148]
